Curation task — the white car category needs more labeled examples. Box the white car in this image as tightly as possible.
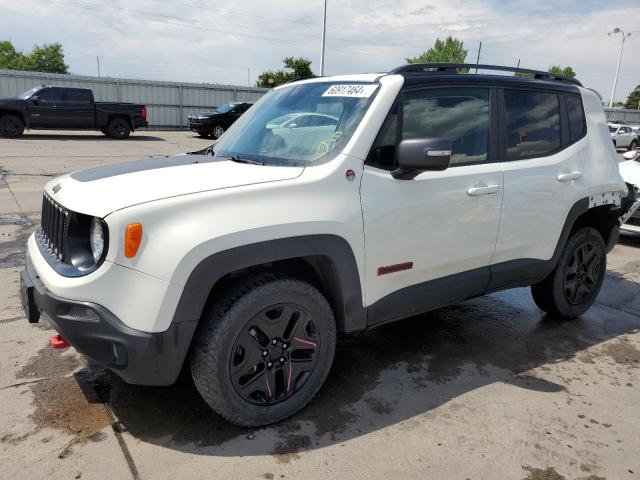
[619,150,640,235]
[21,63,635,427]
[609,123,638,151]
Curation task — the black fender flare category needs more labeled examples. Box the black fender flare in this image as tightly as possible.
[171,235,367,333]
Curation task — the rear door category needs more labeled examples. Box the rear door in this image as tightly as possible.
[57,89,94,128]
[361,86,503,323]
[490,88,586,288]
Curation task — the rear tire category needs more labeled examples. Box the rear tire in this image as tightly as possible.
[107,118,131,139]
[531,227,606,319]
[190,274,336,427]
[0,114,25,138]
[629,140,637,151]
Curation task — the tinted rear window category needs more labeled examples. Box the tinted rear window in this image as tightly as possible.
[504,90,560,160]
[566,94,586,142]
[63,89,92,103]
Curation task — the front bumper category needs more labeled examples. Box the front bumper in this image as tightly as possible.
[621,183,640,235]
[187,118,210,132]
[621,214,640,234]
[21,256,197,386]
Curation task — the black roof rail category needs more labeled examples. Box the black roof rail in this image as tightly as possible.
[389,63,582,87]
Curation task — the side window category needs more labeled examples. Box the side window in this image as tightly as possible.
[504,90,560,160]
[62,89,91,103]
[367,108,398,169]
[38,88,61,102]
[402,87,490,165]
[565,94,586,142]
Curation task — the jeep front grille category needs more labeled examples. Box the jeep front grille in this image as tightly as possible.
[40,193,70,261]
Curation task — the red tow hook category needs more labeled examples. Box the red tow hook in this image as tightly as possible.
[51,334,70,349]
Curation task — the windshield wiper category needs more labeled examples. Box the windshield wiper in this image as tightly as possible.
[229,155,264,165]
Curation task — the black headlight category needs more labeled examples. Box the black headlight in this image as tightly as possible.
[38,194,109,277]
[66,214,109,272]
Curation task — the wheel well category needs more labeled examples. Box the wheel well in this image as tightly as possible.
[0,110,25,123]
[570,204,619,246]
[204,256,347,332]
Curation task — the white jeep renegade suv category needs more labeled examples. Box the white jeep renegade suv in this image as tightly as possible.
[21,64,639,427]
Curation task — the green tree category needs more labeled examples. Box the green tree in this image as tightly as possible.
[548,65,576,78]
[256,57,315,88]
[625,84,640,110]
[0,40,68,74]
[406,36,468,70]
[0,41,19,67]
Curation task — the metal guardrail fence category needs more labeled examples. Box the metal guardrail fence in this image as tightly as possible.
[604,108,640,124]
[0,69,269,128]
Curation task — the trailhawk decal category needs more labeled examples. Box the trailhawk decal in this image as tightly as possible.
[322,84,377,98]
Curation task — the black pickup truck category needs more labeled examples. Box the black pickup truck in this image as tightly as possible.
[0,86,148,139]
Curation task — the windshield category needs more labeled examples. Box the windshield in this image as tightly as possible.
[609,125,618,133]
[215,103,236,114]
[214,82,379,166]
[17,86,41,100]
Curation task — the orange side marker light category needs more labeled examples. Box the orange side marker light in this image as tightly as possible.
[125,223,143,258]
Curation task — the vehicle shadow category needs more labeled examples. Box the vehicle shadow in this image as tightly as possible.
[91,271,640,458]
[14,133,165,141]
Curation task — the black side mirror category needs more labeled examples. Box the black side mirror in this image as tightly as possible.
[391,138,452,180]
[29,95,39,105]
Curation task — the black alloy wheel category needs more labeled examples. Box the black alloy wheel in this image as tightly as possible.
[0,114,25,138]
[563,240,602,305]
[229,303,320,405]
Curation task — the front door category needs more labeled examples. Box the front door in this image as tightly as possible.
[27,87,62,127]
[361,86,503,324]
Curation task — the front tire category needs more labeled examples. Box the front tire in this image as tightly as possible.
[531,227,606,319]
[629,139,638,151]
[211,125,225,139]
[107,118,131,139]
[190,274,336,427]
[0,114,25,138]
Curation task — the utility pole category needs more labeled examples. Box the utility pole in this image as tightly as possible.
[608,28,632,108]
[96,56,101,78]
[475,41,482,73]
[247,68,251,87]
[320,0,327,76]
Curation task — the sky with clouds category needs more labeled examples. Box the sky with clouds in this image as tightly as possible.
[1,0,639,103]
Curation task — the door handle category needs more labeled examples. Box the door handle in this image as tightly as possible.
[557,171,582,182]
[467,185,501,196]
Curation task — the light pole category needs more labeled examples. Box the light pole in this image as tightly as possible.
[608,28,632,108]
[320,0,327,76]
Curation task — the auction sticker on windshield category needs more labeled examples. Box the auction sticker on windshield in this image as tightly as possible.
[322,84,377,98]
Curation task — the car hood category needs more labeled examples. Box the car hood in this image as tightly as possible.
[191,111,224,118]
[620,159,640,185]
[45,154,304,217]
[0,96,23,107]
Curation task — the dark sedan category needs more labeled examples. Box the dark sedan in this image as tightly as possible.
[187,102,252,139]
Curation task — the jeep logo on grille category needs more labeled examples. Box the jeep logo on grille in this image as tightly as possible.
[52,183,62,194]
